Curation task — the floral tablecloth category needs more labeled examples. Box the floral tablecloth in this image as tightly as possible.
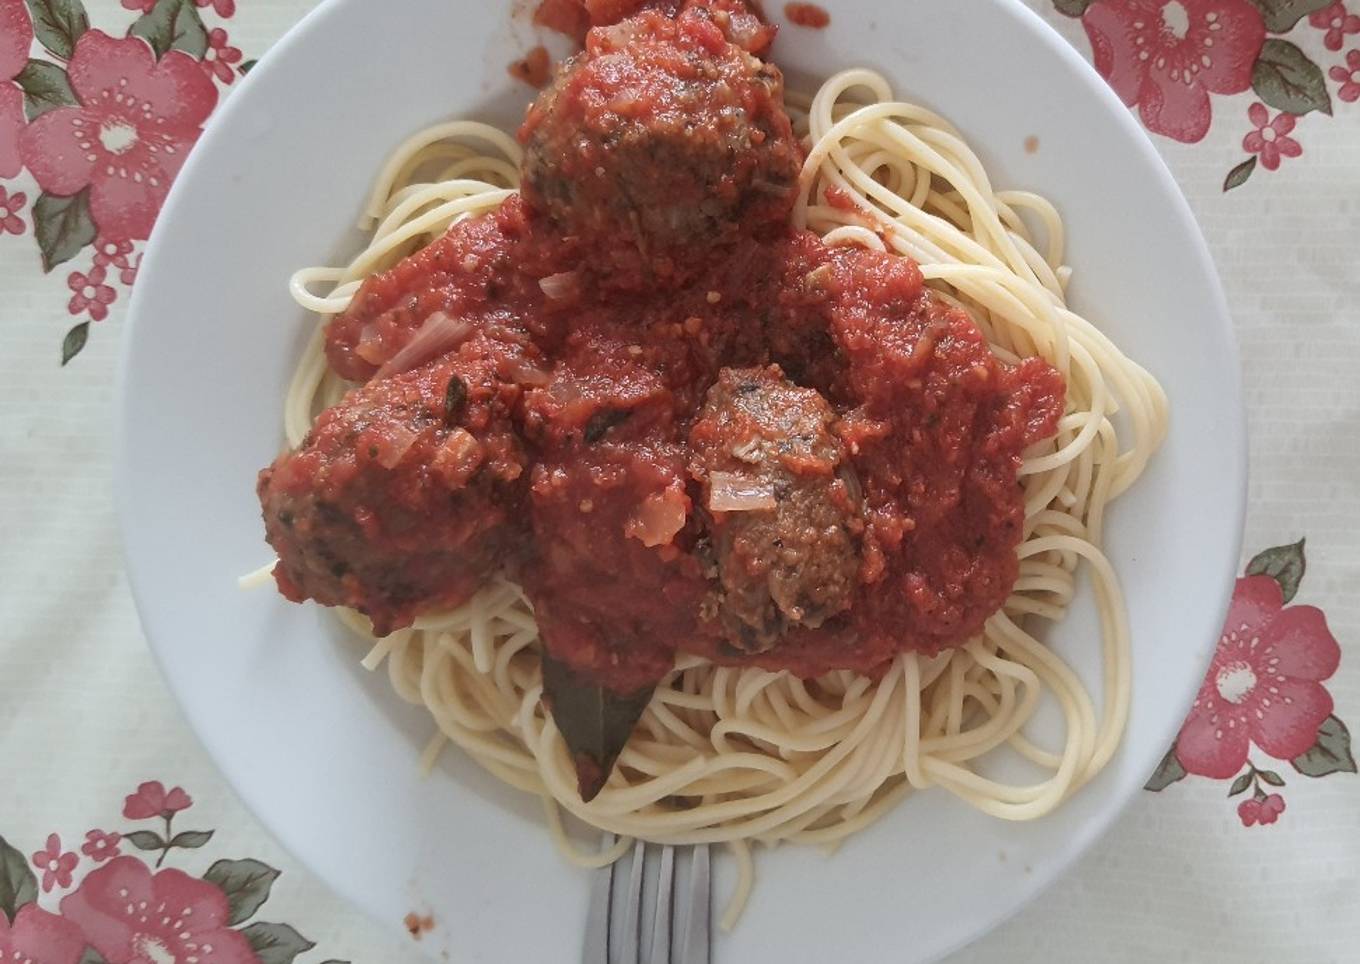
[2,1,1357,961]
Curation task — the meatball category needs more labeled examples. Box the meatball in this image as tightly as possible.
[519,8,802,274]
[257,348,527,635]
[688,365,861,653]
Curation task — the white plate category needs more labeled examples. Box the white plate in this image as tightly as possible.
[116,1,1247,960]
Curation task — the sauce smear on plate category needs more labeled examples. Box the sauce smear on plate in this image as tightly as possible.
[784,2,829,28]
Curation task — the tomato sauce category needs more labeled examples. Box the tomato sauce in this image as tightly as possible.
[262,1,1064,699]
[508,45,553,88]
[303,204,1062,686]
[784,2,829,28]
[534,0,775,53]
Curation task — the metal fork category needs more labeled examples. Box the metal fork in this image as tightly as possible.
[583,837,711,964]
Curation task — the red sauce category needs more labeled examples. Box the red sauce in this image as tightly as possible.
[533,0,592,42]
[260,4,1064,697]
[784,2,829,28]
[534,0,775,54]
[290,208,1061,684]
[403,913,434,939]
[508,45,553,88]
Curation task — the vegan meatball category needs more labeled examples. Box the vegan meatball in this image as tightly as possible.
[519,8,802,275]
[689,365,861,653]
[258,348,528,635]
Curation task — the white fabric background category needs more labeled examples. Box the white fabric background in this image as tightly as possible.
[2,2,1356,961]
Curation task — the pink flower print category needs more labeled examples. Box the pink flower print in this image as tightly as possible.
[81,829,123,863]
[1243,102,1302,170]
[0,0,34,178]
[122,780,193,820]
[1238,792,1286,826]
[0,0,31,81]
[1082,0,1266,142]
[68,266,117,321]
[1309,2,1360,51]
[1331,49,1360,102]
[1176,576,1341,778]
[0,904,88,964]
[31,834,80,893]
[0,83,23,177]
[195,0,237,17]
[60,856,256,964]
[120,252,141,285]
[19,30,218,241]
[93,236,134,270]
[202,29,243,84]
[0,185,26,235]
[121,0,157,10]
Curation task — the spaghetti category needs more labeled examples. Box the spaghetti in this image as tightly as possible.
[267,69,1168,927]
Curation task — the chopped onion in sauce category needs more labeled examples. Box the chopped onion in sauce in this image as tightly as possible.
[708,472,777,512]
[729,437,764,464]
[627,489,689,547]
[374,423,419,469]
[374,312,473,380]
[355,323,386,365]
[538,271,579,301]
[504,358,552,386]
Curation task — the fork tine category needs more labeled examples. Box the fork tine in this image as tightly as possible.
[582,834,615,964]
[677,845,711,964]
[647,845,676,964]
[619,838,647,964]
